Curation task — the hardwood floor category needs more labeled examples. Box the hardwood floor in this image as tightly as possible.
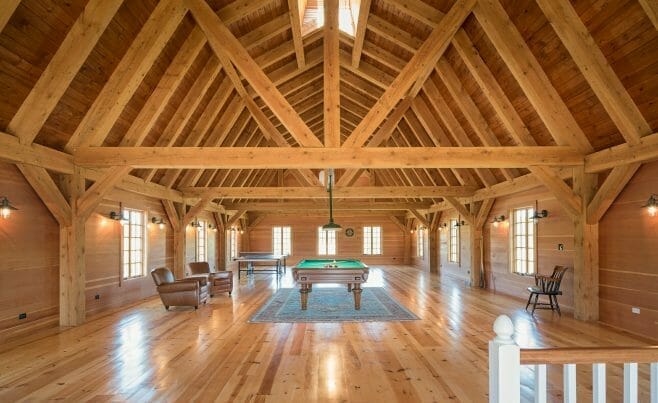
[0,265,654,402]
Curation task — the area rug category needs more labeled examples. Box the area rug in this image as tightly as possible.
[249,287,419,323]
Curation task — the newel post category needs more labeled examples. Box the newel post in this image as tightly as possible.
[489,315,520,403]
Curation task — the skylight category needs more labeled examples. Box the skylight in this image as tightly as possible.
[301,0,361,37]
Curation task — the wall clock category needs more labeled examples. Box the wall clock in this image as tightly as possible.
[345,228,355,237]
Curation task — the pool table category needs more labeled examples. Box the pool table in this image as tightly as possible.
[292,259,369,310]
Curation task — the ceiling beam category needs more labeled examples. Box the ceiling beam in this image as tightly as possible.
[473,0,593,153]
[324,0,341,147]
[342,0,475,148]
[585,131,658,172]
[0,0,20,32]
[186,0,322,147]
[8,0,123,146]
[536,0,651,145]
[183,186,477,199]
[351,0,372,68]
[638,0,658,30]
[586,163,641,224]
[65,0,188,151]
[287,0,305,68]
[223,202,432,211]
[74,146,583,169]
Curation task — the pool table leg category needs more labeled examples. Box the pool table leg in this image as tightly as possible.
[300,284,310,310]
[353,284,362,310]
[347,283,352,292]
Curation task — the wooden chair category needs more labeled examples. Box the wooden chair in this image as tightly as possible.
[525,266,569,315]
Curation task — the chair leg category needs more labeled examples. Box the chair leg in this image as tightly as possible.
[165,305,169,311]
[554,296,561,316]
[526,293,534,311]
[531,294,539,314]
[548,294,554,311]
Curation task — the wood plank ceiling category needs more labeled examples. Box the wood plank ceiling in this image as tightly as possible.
[0,0,657,214]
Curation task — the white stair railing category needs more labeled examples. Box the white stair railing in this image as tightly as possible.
[489,315,658,403]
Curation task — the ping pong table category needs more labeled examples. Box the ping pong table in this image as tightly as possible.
[234,252,288,279]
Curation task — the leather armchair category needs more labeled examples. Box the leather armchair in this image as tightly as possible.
[151,267,209,310]
[188,261,233,297]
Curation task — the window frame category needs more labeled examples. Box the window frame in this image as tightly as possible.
[363,225,382,255]
[317,227,337,255]
[510,207,537,275]
[449,219,460,263]
[272,226,292,256]
[195,220,207,262]
[228,229,238,260]
[121,208,147,280]
[416,227,425,258]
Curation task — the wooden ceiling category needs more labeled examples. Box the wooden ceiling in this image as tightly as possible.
[0,0,657,213]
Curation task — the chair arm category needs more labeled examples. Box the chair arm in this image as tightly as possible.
[158,282,198,293]
[209,271,232,280]
[179,277,208,286]
[534,274,551,286]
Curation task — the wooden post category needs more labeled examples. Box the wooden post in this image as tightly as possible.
[60,167,86,326]
[173,228,186,279]
[573,166,599,321]
[428,212,441,274]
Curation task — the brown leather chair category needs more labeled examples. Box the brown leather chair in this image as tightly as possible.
[188,262,233,297]
[151,267,209,310]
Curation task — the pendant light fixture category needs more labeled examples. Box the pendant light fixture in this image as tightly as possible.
[322,169,342,232]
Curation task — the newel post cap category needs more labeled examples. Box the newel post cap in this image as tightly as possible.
[493,315,515,344]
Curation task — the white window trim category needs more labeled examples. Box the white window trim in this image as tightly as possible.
[363,226,382,255]
[195,220,207,262]
[272,226,292,256]
[449,219,460,264]
[121,208,148,280]
[417,227,425,258]
[318,227,336,255]
[509,207,538,275]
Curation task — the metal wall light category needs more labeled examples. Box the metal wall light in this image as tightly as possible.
[0,196,18,219]
[109,202,128,225]
[151,217,166,230]
[531,209,549,223]
[454,220,467,227]
[644,194,657,216]
[492,215,506,227]
[190,218,203,228]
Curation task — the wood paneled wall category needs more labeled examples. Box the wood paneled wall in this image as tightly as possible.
[0,163,59,333]
[599,161,658,338]
[247,214,406,265]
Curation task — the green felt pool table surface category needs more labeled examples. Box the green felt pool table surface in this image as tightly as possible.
[294,259,368,269]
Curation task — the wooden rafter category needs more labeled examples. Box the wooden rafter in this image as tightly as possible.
[183,186,476,199]
[65,0,188,151]
[8,0,123,146]
[351,0,372,68]
[585,131,658,172]
[324,0,340,147]
[536,0,652,145]
[187,0,322,148]
[223,202,431,211]
[287,0,305,68]
[342,0,476,148]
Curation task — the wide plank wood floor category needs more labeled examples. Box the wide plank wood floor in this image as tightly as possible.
[0,265,654,402]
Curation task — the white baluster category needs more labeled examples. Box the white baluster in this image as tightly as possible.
[592,363,606,403]
[651,362,657,403]
[489,315,520,403]
[624,363,638,403]
[534,364,547,403]
[563,363,576,403]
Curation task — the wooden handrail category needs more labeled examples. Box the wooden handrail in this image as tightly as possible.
[520,346,658,365]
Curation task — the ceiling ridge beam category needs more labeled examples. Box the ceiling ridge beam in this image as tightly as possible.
[287,0,306,68]
[324,0,341,147]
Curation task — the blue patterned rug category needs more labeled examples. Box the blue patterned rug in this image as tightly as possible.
[249,287,419,323]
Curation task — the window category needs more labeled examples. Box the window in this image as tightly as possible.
[301,0,361,36]
[449,219,460,263]
[122,209,146,279]
[416,227,424,257]
[318,227,336,255]
[228,229,238,260]
[363,226,382,255]
[196,220,207,261]
[273,226,292,255]
[511,207,536,275]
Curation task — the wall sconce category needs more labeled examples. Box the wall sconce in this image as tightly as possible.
[239,228,244,235]
[109,202,128,225]
[151,217,166,230]
[440,223,448,231]
[0,196,18,219]
[531,209,548,223]
[454,220,466,227]
[208,223,218,232]
[410,228,415,234]
[644,194,657,216]
[190,218,203,228]
[492,215,506,227]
